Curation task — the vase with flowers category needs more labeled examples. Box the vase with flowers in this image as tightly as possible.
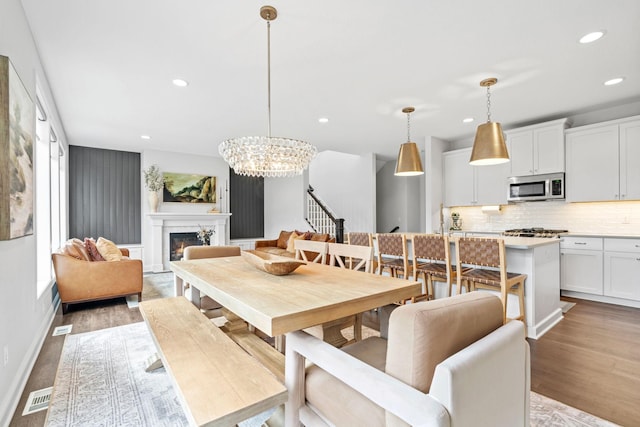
[197,225,215,246]
[143,165,165,212]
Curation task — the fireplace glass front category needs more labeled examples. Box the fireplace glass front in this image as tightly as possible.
[169,232,201,261]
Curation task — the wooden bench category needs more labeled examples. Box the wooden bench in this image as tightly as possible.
[139,297,287,427]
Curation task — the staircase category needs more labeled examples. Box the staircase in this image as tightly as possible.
[306,186,344,243]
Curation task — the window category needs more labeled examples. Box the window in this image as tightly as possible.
[35,91,66,297]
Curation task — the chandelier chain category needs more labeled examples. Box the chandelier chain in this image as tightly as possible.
[406,110,411,142]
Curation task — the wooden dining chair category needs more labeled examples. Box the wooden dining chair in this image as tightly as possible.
[376,233,411,280]
[455,237,526,325]
[411,234,460,301]
[329,242,374,273]
[294,239,328,264]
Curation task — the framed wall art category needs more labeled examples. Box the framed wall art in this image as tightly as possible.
[0,55,35,240]
[162,172,216,203]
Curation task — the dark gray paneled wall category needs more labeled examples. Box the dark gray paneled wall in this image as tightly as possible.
[69,146,141,244]
[229,169,264,239]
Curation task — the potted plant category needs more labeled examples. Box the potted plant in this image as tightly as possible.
[143,164,164,212]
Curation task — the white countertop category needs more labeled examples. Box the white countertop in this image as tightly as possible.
[565,232,640,239]
[501,236,561,249]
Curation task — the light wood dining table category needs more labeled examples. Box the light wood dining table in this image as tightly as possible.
[171,255,421,341]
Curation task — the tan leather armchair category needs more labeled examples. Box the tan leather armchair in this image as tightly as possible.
[52,248,143,313]
[284,292,530,426]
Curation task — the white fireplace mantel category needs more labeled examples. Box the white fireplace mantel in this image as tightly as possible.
[148,212,232,272]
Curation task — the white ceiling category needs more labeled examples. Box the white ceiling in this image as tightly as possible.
[20,0,640,161]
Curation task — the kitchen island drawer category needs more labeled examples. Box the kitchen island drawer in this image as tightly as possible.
[604,238,640,253]
[560,237,603,250]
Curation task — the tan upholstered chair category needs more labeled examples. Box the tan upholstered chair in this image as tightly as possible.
[183,245,241,310]
[455,237,527,325]
[376,233,411,280]
[411,234,467,300]
[285,292,530,427]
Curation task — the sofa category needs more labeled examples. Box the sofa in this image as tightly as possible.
[52,238,143,313]
[255,230,335,261]
[284,292,530,426]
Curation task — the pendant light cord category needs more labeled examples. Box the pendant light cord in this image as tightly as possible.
[406,110,411,142]
[486,85,492,123]
[266,18,272,138]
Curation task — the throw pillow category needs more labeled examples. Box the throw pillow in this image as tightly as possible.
[84,238,105,261]
[277,230,292,249]
[62,239,91,261]
[286,231,302,253]
[310,233,329,242]
[96,237,123,262]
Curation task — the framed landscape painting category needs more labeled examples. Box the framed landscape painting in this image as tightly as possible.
[0,56,35,240]
[163,172,216,203]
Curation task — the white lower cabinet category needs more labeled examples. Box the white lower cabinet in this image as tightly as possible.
[560,237,603,295]
[603,238,640,300]
[561,237,640,305]
[560,248,603,295]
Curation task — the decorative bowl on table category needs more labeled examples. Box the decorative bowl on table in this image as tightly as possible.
[241,250,305,276]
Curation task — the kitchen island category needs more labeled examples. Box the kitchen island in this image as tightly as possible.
[398,234,563,339]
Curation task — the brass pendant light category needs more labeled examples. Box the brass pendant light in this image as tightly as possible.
[394,107,424,176]
[469,78,510,166]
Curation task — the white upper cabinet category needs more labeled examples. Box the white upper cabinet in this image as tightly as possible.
[566,116,640,202]
[443,148,474,207]
[443,148,509,207]
[619,120,640,200]
[506,118,568,176]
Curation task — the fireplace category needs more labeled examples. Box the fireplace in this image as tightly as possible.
[147,212,231,272]
[169,232,201,261]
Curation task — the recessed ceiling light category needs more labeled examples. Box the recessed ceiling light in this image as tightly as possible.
[579,31,605,44]
[463,117,474,123]
[318,117,329,124]
[172,79,189,87]
[140,135,152,140]
[604,77,625,86]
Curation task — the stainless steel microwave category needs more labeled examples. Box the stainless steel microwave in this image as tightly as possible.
[507,173,565,202]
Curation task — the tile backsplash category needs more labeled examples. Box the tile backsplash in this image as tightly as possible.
[448,200,640,235]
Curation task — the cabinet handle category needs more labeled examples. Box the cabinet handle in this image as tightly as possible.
[574,242,587,245]
[621,194,626,199]
[635,245,640,248]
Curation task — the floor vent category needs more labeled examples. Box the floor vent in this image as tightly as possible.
[22,387,53,415]
[52,325,72,336]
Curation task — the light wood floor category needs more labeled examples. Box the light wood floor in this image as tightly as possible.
[10,296,640,426]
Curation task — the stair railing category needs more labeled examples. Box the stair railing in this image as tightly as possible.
[306,186,344,243]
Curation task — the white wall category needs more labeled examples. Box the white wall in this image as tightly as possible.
[263,173,309,239]
[376,161,422,233]
[425,136,448,233]
[309,151,376,233]
[0,0,68,423]
[140,149,230,271]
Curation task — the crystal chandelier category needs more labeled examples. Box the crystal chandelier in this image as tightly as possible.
[219,6,317,178]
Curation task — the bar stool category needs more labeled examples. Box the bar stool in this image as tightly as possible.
[347,232,376,271]
[411,234,465,301]
[376,233,411,280]
[455,237,526,325]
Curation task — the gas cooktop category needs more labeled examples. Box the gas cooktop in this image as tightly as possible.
[503,228,569,238]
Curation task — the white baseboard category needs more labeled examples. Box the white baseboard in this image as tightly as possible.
[0,297,58,427]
